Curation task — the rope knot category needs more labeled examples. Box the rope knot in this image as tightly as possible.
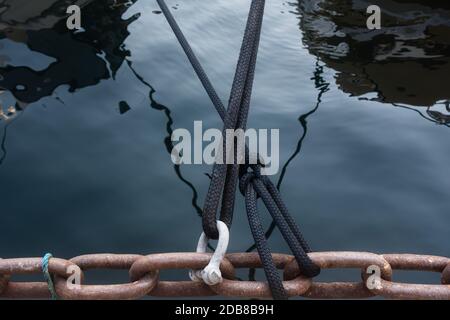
[238,171,255,196]
[239,162,266,196]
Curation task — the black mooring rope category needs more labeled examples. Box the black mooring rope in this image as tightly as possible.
[157,0,320,299]
[201,0,263,240]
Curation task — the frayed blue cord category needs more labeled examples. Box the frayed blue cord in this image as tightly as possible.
[42,253,58,300]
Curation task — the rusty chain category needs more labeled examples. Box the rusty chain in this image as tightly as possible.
[0,251,449,300]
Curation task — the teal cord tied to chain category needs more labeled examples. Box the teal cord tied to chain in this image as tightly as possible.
[42,253,59,300]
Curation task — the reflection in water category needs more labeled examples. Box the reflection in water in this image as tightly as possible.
[245,59,330,255]
[0,108,23,167]
[392,102,450,127]
[0,125,7,165]
[277,60,330,190]
[295,0,450,125]
[0,0,139,106]
[125,60,203,217]
[0,88,25,166]
[427,101,450,124]
[0,0,93,32]
[0,0,140,166]
[0,0,206,216]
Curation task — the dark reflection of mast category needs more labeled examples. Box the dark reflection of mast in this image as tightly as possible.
[277,60,330,189]
[0,125,7,166]
[125,59,203,217]
[0,109,24,167]
[391,103,450,127]
[245,59,329,256]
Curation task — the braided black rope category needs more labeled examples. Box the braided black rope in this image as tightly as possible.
[243,172,288,299]
[157,0,320,299]
[239,164,320,279]
[201,0,264,239]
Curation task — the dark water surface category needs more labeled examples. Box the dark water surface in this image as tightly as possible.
[0,0,449,287]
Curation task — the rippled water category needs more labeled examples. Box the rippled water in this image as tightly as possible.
[0,0,449,288]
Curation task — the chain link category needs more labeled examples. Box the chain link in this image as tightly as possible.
[54,254,158,300]
[284,251,393,299]
[0,252,448,300]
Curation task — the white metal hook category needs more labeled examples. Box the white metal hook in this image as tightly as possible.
[189,220,229,285]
